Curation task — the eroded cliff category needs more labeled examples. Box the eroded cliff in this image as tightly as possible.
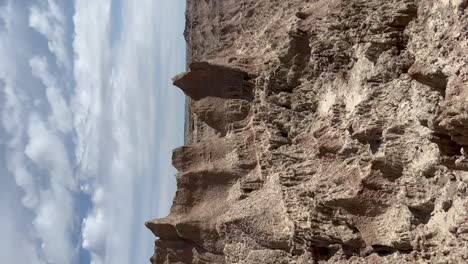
[146,0,468,263]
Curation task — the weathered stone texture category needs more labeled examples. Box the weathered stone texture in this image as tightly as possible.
[147,0,468,263]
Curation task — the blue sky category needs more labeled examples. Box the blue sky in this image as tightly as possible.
[0,1,186,263]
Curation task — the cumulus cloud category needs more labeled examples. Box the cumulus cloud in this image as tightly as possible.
[29,0,71,71]
[25,113,75,190]
[82,188,105,252]
[30,56,73,133]
[0,1,77,263]
[10,154,39,209]
[31,185,76,264]
[0,179,45,264]
[1,79,39,210]
[81,188,106,264]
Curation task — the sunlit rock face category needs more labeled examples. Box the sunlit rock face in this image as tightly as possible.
[147,0,468,263]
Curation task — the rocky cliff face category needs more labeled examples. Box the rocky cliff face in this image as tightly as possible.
[146,0,468,263]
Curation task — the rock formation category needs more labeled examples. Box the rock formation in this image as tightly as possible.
[146,0,468,263]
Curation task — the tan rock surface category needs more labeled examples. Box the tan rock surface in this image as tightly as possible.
[147,0,468,263]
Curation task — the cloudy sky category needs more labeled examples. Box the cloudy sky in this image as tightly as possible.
[0,0,186,263]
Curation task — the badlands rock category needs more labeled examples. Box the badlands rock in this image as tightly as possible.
[147,0,468,263]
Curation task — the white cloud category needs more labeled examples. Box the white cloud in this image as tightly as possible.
[30,56,73,133]
[0,79,37,211]
[25,113,75,190]
[32,186,75,264]
[72,0,111,182]
[1,0,186,263]
[0,1,77,264]
[29,0,71,71]
[9,151,39,209]
[81,188,106,264]
[24,68,76,264]
[0,2,13,32]
[0,182,45,264]
[73,0,186,263]
[0,3,45,263]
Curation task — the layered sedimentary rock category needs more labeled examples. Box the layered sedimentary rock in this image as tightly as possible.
[146,0,468,263]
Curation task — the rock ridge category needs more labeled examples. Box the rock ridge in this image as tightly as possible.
[147,0,468,263]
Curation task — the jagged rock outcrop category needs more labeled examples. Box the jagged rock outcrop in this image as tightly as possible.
[147,0,468,263]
